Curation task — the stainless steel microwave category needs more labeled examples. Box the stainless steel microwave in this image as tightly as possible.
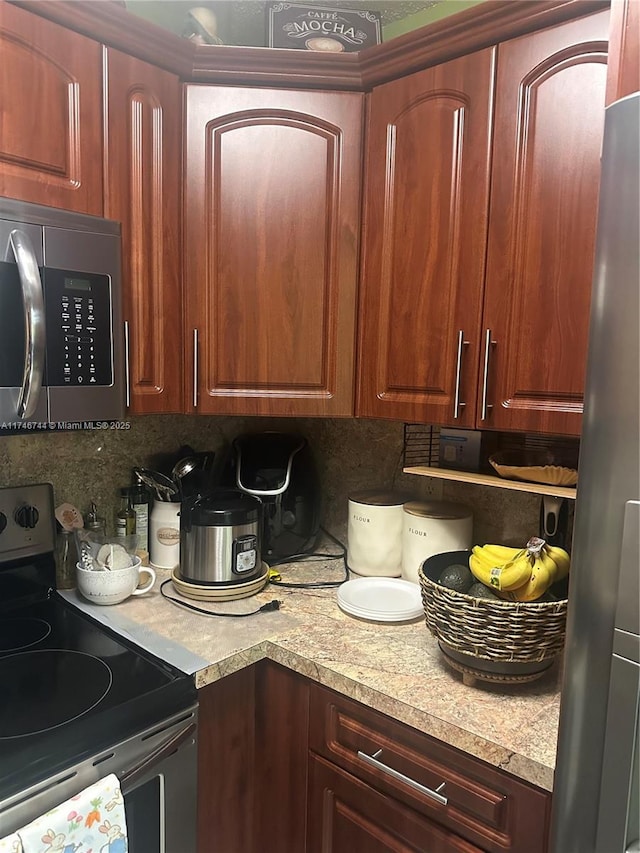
[0,197,124,425]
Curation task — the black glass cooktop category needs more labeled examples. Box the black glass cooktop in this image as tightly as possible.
[0,593,195,801]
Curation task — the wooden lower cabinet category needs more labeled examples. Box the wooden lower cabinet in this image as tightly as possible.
[197,662,309,853]
[309,684,551,853]
[308,754,483,852]
[198,663,552,853]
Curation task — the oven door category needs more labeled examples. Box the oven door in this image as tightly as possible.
[0,706,198,853]
[0,219,48,423]
[119,707,199,853]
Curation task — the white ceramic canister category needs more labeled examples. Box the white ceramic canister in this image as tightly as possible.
[347,490,411,577]
[401,501,473,584]
[149,501,181,569]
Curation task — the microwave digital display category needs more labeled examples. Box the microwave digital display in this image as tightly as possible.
[64,277,92,292]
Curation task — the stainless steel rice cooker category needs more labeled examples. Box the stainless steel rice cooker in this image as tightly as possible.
[180,489,263,585]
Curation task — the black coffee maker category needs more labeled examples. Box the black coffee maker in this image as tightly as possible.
[217,432,321,560]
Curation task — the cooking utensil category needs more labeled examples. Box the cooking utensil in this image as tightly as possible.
[134,467,179,501]
[170,456,201,500]
[77,538,100,572]
[55,503,84,532]
[171,456,200,481]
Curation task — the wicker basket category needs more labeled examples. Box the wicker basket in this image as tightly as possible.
[419,551,568,664]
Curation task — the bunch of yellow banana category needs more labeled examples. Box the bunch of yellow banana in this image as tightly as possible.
[469,539,570,601]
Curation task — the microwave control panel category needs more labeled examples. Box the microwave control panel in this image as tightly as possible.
[44,268,114,387]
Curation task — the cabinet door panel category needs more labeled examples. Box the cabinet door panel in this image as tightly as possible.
[0,2,102,214]
[197,669,256,853]
[606,0,640,105]
[480,11,609,435]
[307,754,483,853]
[356,49,495,426]
[104,48,183,413]
[309,683,552,853]
[185,86,362,416]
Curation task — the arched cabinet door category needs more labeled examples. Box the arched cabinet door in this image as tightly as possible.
[356,49,495,426]
[104,48,183,414]
[184,85,363,417]
[479,10,610,436]
[0,3,102,214]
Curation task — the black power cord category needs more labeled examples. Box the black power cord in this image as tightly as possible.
[160,578,282,618]
[159,528,349,616]
[266,527,350,589]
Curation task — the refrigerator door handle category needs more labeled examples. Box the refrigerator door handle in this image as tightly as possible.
[9,229,46,419]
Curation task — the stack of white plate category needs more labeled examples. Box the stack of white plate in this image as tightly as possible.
[337,577,423,623]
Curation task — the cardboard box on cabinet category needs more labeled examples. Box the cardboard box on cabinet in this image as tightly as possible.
[267,3,382,52]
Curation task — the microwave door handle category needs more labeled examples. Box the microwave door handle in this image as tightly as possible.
[9,230,45,419]
[119,722,196,792]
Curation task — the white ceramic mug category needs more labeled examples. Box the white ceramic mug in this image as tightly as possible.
[76,557,156,605]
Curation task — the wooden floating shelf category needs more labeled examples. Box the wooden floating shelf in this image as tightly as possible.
[403,466,578,500]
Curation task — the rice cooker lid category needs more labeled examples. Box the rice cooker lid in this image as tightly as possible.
[349,489,412,507]
[403,500,472,520]
[188,489,261,526]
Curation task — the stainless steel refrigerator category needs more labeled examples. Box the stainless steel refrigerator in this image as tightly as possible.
[550,91,639,853]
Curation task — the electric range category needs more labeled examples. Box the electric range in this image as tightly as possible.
[0,483,196,804]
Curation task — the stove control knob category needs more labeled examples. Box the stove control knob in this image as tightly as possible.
[15,505,39,529]
[0,513,6,535]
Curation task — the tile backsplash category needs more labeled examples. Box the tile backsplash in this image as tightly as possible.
[0,416,552,548]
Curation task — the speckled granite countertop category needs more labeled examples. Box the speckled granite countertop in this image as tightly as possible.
[62,555,562,793]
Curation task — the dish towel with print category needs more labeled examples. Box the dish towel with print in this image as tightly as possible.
[0,833,22,853]
[16,773,128,853]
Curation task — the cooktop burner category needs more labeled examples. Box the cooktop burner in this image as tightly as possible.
[0,594,196,802]
[0,650,112,738]
[0,483,196,807]
[0,618,51,652]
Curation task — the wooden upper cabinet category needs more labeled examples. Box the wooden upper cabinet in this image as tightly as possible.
[480,10,609,436]
[606,0,640,104]
[0,2,102,214]
[103,48,183,413]
[356,49,495,426]
[184,85,363,417]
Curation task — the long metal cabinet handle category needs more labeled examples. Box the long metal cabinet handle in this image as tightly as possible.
[9,230,46,419]
[357,748,448,805]
[120,722,196,791]
[480,328,496,421]
[192,328,199,408]
[123,321,131,409]
[453,330,468,419]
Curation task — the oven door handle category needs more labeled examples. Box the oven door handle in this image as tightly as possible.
[9,229,46,419]
[119,722,196,792]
